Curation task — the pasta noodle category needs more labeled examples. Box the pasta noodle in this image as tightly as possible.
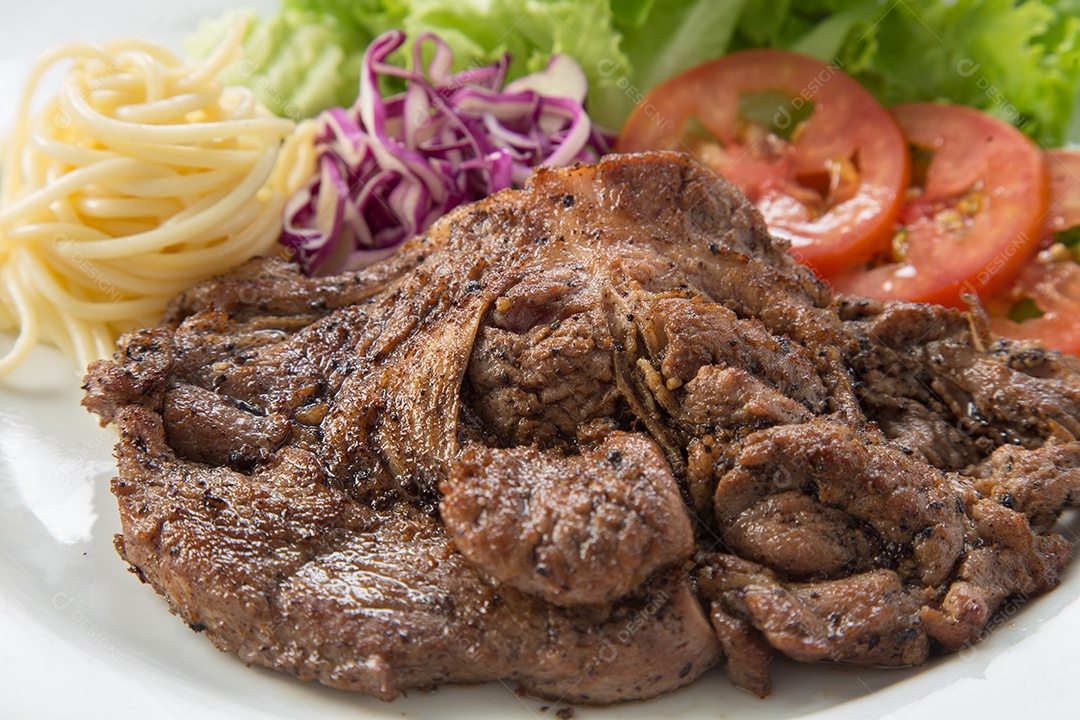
[0,21,299,376]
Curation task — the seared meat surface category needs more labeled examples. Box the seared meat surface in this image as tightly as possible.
[83,152,1080,704]
[442,432,694,606]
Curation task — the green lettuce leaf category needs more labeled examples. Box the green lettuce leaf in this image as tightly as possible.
[855,0,1080,146]
[187,0,1080,144]
[397,0,630,128]
[726,0,1080,146]
[185,6,382,119]
[187,0,630,127]
[611,0,750,111]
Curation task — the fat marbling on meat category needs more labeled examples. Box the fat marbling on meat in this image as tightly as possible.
[83,151,1080,703]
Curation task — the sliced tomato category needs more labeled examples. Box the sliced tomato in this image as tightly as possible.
[988,149,1080,353]
[616,49,909,277]
[1041,149,1080,238]
[988,258,1080,354]
[831,103,1047,307]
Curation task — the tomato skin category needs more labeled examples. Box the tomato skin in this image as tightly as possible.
[832,103,1047,308]
[617,49,909,277]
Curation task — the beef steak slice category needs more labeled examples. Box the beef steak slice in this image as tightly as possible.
[84,151,1080,704]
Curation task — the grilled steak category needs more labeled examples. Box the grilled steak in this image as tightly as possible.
[83,151,1080,703]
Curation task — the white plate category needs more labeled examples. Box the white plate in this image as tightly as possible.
[2,3,1079,718]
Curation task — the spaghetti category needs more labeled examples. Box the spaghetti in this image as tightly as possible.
[0,21,297,376]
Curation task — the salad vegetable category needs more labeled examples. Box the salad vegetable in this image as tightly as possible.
[831,103,1047,308]
[988,149,1080,354]
[185,5,374,119]
[991,256,1080,354]
[187,0,632,128]
[723,0,1080,146]
[615,45,1080,319]
[617,48,910,277]
[190,0,1080,144]
[281,30,608,274]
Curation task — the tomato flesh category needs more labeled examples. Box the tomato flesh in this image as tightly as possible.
[832,103,1047,307]
[617,49,909,277]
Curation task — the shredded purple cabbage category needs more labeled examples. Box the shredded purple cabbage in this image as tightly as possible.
[281,30,612,275]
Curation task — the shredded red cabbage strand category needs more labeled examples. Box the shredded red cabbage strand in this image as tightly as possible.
[281,30,611,275]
